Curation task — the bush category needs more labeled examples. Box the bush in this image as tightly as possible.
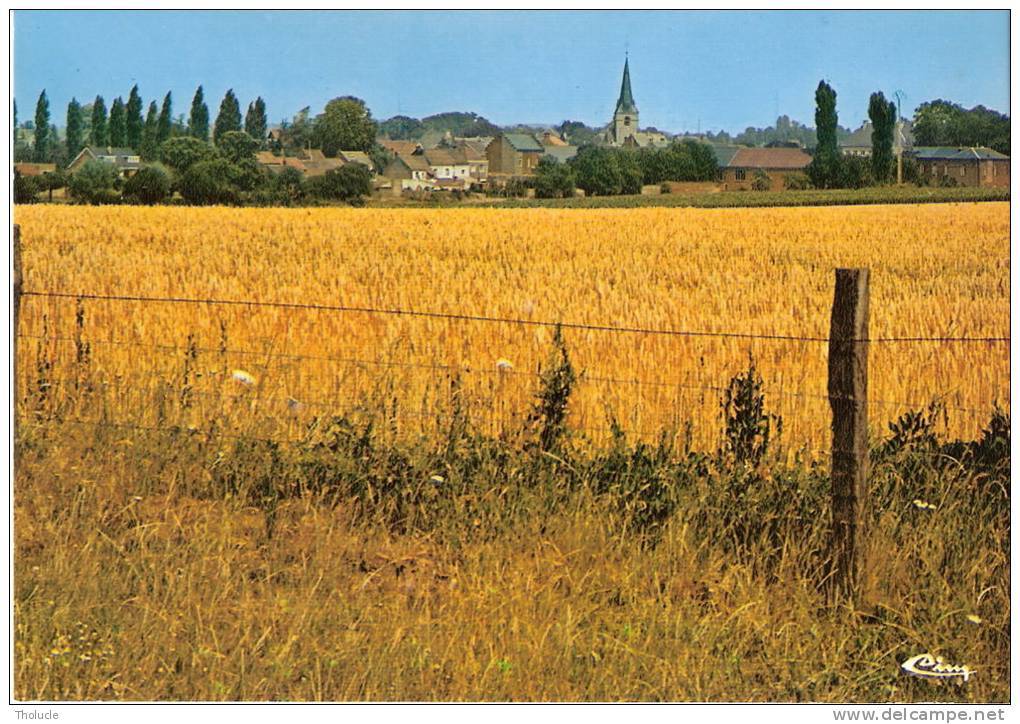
[533,157,576,199]
[122,165,171,205]
[13,171,40,204]
[178,159,239,206]
[783,172,811,191]
[160,136,218,174]
[269,167,306,205]
[306,164,372,203]
[68,160,122,204]
[750,170,772,192]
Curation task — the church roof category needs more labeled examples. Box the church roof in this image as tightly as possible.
[615,58,637,115]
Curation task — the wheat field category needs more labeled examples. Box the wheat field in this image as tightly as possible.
[13,202,1010,702]
[13,203,1010,450]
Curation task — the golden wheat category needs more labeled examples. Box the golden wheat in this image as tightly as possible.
[13,203,1009,450]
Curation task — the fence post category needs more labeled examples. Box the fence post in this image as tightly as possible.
[828,268,870,603]
[13,224,22,452]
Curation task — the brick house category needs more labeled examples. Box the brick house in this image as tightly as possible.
[382,154,434,192]
[721,147,812,190]
[486,133,545,176]
[908,147,1009,188]
[67,146,141,177]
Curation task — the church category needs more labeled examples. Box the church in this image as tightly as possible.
[601,57,670,149]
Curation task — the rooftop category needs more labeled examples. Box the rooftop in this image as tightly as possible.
[727,147,812,170]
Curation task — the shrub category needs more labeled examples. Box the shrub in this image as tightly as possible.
[306,164,372,203]
[122,165,171,205]
[178,159,238,206]
[534,157,576,199]
[160,136,218,174]
[783,172,811,191]
[13,171,40,204]
[68,160,121,204]
[720,353,781,467]
[750,170,772,191]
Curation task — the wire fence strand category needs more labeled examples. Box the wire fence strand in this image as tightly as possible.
[22,289,1011,344]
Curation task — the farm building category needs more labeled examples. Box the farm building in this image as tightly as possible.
[720,147,812,190]
[840,120,914,157]
[907,146,1009,188]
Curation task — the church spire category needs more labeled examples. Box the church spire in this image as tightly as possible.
[615,57,637,115]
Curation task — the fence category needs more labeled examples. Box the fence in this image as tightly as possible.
[10,225,1010,600]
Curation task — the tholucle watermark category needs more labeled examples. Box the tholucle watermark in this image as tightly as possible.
[13,711,61,721]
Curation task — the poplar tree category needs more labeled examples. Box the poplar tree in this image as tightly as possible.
[90,95,108,146]
[157,92,173,144]
[213,89,242,145]
[126,84,144,148]
[33,90,50,162]
[141,101,160,160]
[66,97,85,159]
[109,97,127,147]
[189,86,209,141]
[244,97,268,146]
[868,91,897,184]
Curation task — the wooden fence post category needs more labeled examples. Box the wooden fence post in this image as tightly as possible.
[13,224,22,452]
[828,268,870,603]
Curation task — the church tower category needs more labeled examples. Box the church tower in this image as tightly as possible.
[612,57,639,144]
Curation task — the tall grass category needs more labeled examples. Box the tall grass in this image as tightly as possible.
[14,345,1009,701]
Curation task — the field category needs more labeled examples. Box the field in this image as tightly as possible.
[13,202,1010,701]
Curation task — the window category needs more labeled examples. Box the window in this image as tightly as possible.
[735,169,746,181]
[624,117,631,126]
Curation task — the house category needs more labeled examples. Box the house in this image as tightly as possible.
[486,133,545,176]
[338,150,374,171]
[457,141,489,182]
[424,148,472,188]
[301,149,345,177]
[840,120,914,157]
[67,146,141,177]
[907,147,1009,188]
[379,139,424,158]
[540,131,568,147]
[382,154,435,192]
[721,147,812,190]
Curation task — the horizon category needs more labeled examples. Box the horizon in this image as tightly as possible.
[13,10,1011,137]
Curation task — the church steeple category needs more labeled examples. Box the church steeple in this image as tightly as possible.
[615,57,637,115]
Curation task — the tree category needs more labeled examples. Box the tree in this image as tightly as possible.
[68,160,121,204]
[556,120,599,146]
[305,163,373,203]
[33,90,50,162]
[157,92,173,145]
[159,136,218,173]
[534,157,576,198]
[126,84,143,149]
[140,101,160,161]
[109,97,127,147]
[569,146,627,196]
[378,115,424,140]
[213,89,242,145]
[189,86,209,141]
[12,98,16,150]
[90,95,108,146]
[178,158,239,205]
[244,97,268,146]
[14,170,40,204]
[217,130,259,164]
[312,96,377,156]
[912,99,1010,154]
[66,97,85,160]
[276,106,313,154]
[807,80,839,189]
[123,165,171,204]
[868,91,896,183]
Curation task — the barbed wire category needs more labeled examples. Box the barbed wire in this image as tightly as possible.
[22,289,1010,344]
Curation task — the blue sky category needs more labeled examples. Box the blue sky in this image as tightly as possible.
[12,10,1010,135]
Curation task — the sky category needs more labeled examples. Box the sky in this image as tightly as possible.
[12,10,1011,136]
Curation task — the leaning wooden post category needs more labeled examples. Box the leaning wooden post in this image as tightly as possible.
[828,268,870,603]
[13,224,22,451]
